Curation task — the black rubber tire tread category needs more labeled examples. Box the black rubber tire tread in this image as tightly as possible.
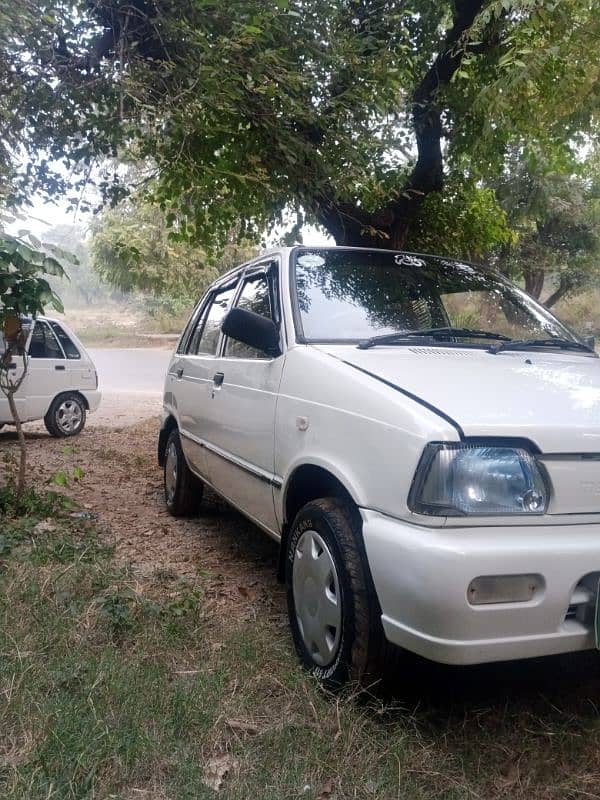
[286,496,393,689]
[44,392,86,438]
[164,428,203,517]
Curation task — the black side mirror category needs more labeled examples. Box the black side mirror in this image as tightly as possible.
[221,307,281,356]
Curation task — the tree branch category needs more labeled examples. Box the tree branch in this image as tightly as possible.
[315,1,490,247]
[385,0,487,235]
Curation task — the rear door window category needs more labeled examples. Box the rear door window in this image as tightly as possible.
[224,273,274,358]
[49,322,81,359]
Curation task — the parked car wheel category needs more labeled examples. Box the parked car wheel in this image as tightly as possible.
[44,392,86,438]
[164,428,203,516]
[285,497,388,689]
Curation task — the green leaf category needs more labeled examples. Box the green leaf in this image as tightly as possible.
[72,466,85,481]
[50,471,69,487]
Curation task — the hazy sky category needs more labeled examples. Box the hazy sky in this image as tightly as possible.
[16,196,333,248]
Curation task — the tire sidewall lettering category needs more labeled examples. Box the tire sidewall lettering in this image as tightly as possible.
[286,506,350,684]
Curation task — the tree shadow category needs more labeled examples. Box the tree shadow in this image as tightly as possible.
[0,429,49,441]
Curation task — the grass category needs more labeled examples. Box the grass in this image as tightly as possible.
[3,487,600,799]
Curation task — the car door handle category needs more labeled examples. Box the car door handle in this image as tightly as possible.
[55,365,66,371]
[176,367,184,379]
[213,372,225,387]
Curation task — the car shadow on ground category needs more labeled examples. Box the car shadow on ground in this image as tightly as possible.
[0,429,51,441]
[376,646,600,709]
[197,492,600,729]
[197,488,281,568]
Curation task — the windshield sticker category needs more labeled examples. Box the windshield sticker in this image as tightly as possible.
[297,254,326,268]
[394,254,425,267]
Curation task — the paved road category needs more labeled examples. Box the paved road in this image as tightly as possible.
[89,348,173,395]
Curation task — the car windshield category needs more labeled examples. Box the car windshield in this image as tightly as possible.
[293,249,574,344]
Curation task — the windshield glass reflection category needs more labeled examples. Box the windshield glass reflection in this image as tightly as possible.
[293,249,572,344]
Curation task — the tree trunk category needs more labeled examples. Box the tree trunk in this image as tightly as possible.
[316,0,488,250]
[1,325,29,504]
[524,268,545,299]
[544,278,571,309]
[7,390,26,502]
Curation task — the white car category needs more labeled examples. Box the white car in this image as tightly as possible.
[0,316,101,437]
[159,246,600,686]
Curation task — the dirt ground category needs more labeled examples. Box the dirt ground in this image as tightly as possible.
[0,406,285,623]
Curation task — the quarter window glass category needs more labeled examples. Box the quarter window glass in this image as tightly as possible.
[189,285,236,356]
[187,304,210,355]
[28,322,64,359]
[225,275,273,358]
[49,322,81,359]
[178,302,202,354]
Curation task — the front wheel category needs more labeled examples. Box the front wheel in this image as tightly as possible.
[285,497,388,689]
[44,393,86,437]
[164,428,203,516]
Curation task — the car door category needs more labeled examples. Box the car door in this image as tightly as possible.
[47,320,98,392]
[204,262,284,535]
[171,279,239,478]
[21,320,70,421]
[0,328,21,423]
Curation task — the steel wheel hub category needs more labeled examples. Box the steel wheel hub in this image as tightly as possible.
[165,441,178,502]
[292,529,342,667]
[57,400,83,434]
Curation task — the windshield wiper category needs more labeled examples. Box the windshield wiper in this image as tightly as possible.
[489,338,596,355]
[357,327,512,350]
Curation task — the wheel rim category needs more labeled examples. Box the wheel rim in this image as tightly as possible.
[165,441,178,503]
[56,399,83,434]
[292,529,342,667]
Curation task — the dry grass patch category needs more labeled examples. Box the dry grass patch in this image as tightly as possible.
[3,437,600,799]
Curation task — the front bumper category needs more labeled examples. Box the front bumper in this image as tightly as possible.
[361,509,600,665]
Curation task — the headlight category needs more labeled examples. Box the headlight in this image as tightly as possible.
[409,443,548,516]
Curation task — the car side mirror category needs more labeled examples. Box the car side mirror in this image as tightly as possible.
[221,307,281,357]
[583,334,596,351]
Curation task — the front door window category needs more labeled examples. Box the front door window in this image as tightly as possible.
[225,274,274,359]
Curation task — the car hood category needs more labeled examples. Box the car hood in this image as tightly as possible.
[317,344,600,453]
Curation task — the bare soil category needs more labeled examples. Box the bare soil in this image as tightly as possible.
[0,414,285,623]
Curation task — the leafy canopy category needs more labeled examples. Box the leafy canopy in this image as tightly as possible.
[90,200,257,302]
[1,1,600,250]
[494,152,600,306]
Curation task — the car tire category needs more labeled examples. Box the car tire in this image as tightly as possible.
[44,392,87,438]
[285,497,389,689]
[163,428,203,516]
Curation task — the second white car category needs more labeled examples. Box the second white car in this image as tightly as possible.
[0,316,101,437]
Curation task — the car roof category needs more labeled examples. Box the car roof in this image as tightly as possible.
[19,314,60,323]
[206,245,497,294]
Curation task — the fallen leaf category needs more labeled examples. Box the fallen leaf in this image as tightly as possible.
[237,585,258,601]
[317,778,335,799]
[34,519,55,535]
[226,718,260,735]
[202,754,238,792]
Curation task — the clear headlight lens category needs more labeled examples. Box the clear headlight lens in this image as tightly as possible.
[410,444,548,516]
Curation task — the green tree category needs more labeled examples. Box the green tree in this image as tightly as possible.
[0,220,66,501]
[495,156,600,307]
[43,224,119,306]
[2,1,600,251]
[90,200,256,304]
